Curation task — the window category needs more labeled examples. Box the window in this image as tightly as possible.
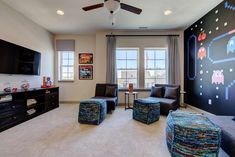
[116,48,139,89]
[58,51,74,81]
[144,48,167,88]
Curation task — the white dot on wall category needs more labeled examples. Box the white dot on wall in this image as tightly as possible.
[208,99,212,105]
[216,27,219,30]
[200,85,203,88]
[200,70,203,75]
[200,64,203,67]
[200,43,203,46]
[209,31,212,34]
[216,87,219,90]
[206,71,209,73]
[215,18,219,22]
[224,22,228,26]
[200,28,203,31]
[195,25,198,28]
[215,10,218,14]
[230,68,233,72]
[191,28,193,31]
[200,21,203,24]
[216,95,219,99]
[200,93,203,96]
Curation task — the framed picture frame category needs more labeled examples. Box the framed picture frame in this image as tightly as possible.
[79,65,93,80]
[79,53,93,64]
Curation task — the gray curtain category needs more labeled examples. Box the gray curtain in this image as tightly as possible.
[168,36,181,85]
[106,36,117,84]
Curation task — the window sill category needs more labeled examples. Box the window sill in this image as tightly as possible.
[58,80,75,83]
[118,88,151,92]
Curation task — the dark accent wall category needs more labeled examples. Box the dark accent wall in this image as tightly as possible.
[184,0,235,115]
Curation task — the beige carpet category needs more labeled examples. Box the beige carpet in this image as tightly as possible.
[0,104,228,157]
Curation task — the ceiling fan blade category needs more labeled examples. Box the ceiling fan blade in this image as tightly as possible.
[120,3,142,14]
[82,3,104,11]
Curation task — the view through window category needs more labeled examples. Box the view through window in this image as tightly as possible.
[144,48,167,88]
[116,48,167,89]
[116,48,138,88]
[58,51,74,81]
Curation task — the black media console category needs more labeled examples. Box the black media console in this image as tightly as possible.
[0,87,59,132]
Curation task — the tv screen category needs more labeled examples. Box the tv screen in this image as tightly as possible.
[0,39,41,75]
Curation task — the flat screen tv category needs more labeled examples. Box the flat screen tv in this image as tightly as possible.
[0,39,41,75]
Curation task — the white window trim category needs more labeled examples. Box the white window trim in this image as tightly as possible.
[116,47,168,89]
[116,48,139,89]
[58,51,75,81]
[144,47,168,88]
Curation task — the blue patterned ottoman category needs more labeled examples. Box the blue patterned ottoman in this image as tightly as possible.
[133,98,160,124]
[78,99,107,125]
[166,111,221,157]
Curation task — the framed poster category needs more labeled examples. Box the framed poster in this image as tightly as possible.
[79,53,93,64]
[79,65,93,80]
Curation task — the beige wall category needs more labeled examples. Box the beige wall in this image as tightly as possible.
[54,35,97,101]
[0,1,54,90]
[55,30,184,103]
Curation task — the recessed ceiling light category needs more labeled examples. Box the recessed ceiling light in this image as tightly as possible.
[164,10,172,16]
[56,10,64,15]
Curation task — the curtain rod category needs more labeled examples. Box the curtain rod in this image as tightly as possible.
[106,34,180,37]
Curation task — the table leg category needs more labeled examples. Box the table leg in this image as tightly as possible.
[125,93,126,110]
[128,94,130,108]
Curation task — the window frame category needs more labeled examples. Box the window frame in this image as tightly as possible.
[116,47,168,90]
[58,51,75,82]
[116,48,139,89]
[144,47,168,88]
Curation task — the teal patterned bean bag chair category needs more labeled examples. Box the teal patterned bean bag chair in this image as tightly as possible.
[166,111,221,157]
[78,99,107,125]
[133,98,160,124]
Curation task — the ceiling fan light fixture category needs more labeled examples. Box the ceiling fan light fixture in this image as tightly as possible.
[164,10,172,16]
[56,10,64,15]
[105,0,120,14]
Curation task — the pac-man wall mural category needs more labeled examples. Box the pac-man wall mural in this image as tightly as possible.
[184,0,235,115]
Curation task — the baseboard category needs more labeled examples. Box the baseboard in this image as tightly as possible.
[186,104,215,116]
[59,101,80,104]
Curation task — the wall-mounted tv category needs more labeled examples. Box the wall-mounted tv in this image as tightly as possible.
[0,39,41,75]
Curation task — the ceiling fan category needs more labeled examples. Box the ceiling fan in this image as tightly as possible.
[82,0,142,15]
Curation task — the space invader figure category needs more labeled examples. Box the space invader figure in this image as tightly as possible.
[198,47,207,60]
[212,70,224,85]
[227,36,235,54]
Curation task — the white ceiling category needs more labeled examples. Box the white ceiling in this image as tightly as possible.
[2,0,223,34]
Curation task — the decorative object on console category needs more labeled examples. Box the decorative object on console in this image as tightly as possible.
[21,80,30,91]
[79,65,93,80]
[128,83,133,92]
[3,82,11,93]
[41,76,54,88]
[0,95,12,103]
[79,53,93,64]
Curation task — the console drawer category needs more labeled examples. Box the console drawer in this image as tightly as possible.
[45,92,58,101]
[46,99,59,110]
[0,113,26,128]
[0,101,25,114]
